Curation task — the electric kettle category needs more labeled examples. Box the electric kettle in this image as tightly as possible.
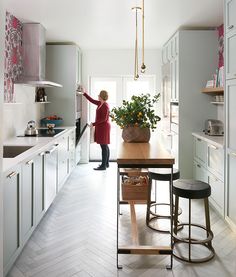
[24,120,39,136]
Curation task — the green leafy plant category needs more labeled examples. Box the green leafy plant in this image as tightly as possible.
[110,93,161,131]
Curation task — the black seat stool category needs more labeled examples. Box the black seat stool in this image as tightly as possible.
[146,168,181,233]
[173,179,215,263]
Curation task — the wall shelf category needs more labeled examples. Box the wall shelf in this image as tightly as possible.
[201,87,224,95]
[35,102,51,104]
[210,102,224,105]
[4,102,22,105]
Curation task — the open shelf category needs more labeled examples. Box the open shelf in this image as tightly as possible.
[35,101,51,104]
[201,87,224,95]
[210,102,224,105]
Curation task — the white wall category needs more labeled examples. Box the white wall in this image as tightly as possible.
[81,49,162,162]
[3,85,45,141]
[0,3,6,276]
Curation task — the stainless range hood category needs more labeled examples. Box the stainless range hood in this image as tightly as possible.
[15,23,62,88]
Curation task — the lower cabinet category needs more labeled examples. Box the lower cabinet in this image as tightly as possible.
[193,135,224,216]
[227,151,236,225]
[21,158,35,244]
[3,165,21,275]
[3,129,76,276]
[34,152,45,226]
[45,144,58,211]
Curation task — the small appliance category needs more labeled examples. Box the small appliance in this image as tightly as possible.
[204,119,224,136]
[24,120,39,136]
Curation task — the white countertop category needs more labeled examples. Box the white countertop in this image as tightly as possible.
[3,127,75,173]
[192,132,224,148]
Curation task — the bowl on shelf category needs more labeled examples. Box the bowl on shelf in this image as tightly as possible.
[40,118,63,127]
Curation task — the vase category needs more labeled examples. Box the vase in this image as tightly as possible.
[122,126,151,143]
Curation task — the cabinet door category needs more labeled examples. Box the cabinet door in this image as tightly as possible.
[69,130,76,173]
[208,173,224,214]
[45,145,58,210]
[225,30,236,79]
[3,165,21,271]
[170,59,176,101]
[207,144,224,179]
[226,79,236,150]
[35,152,45,225]
[193,137,207,166]
[21,158,35,243]
[225,0,236,34]
[227,151,236,224]
[58,135,68,190]
[193,160,208,183]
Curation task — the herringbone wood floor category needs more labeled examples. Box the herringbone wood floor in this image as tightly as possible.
[7,162,236,277]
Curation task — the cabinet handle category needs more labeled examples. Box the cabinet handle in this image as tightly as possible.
[7,171,17,178]
[197,138,202,142]
[231,152,236,157]
[228,25,234,30]
[209,145,217,150]
[39,152,45,156]
[26,160,34,165]
[46,145,58,154]
[197,164,201,168]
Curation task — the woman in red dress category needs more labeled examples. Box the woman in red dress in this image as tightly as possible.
[82,89,111,170]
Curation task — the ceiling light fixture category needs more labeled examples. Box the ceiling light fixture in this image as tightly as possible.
[132,0,146,80]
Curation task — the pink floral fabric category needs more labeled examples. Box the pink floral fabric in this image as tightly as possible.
[4,11,23,102]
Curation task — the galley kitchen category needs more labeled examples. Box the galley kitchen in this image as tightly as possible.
[1,1,236,277]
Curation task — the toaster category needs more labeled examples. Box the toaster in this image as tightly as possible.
[204,119,224,136]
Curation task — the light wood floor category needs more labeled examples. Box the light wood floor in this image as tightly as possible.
[7,162,236,277]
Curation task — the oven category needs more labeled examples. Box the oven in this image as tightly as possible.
[75,118,81,144]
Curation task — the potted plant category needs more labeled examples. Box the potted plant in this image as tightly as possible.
[110,93,161,142]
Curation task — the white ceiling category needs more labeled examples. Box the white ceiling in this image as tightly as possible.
[5,0,223,49]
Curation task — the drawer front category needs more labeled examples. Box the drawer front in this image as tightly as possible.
[194,137,207,166]
[193,160,208,183]
[208,173,224,212]
[207,144,224,179]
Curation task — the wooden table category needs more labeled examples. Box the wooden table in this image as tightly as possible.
[116,140,175,269]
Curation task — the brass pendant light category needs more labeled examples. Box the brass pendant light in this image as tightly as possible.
[132,0,146,80]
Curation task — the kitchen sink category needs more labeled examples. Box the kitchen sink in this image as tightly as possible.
[3,145,33,158]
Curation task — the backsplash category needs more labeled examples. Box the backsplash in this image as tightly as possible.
[3,85,45,141]
[4,11,23,103]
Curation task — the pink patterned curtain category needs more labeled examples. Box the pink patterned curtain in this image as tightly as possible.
[4,11,23,103]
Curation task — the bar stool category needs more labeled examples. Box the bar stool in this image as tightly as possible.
[173,179,215,263]
[146,168,181,233]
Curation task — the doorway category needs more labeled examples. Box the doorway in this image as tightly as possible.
[89,75,156,161]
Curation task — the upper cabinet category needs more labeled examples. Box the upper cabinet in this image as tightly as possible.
[225,0,236,34]
[225,0,236,80]
[45,44,82,125]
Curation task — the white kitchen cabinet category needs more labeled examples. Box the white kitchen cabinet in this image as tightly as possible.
[225,30,236,80]
[162,30,218,178]
[225,0,236,34]
[45,44,82,126]
[227,151,236,224]
[3,165,21,275]
[225,0,236,231]
[44,144,58,211]
[68,129,76,173]
[193,135,224,216]
[225,79,236,150]
[21,158,35,244]
[57,135,68,191]
[34,152,45,225]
